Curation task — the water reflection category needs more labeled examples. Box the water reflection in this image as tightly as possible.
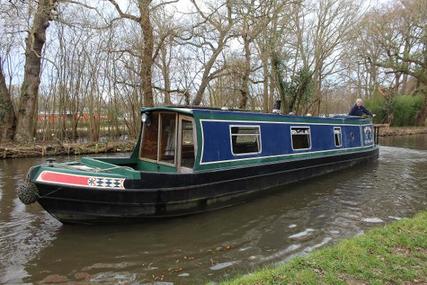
[0,140,426,284]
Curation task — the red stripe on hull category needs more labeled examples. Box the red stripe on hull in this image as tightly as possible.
[40,171,89,186]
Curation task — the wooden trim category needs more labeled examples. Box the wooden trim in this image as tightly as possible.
[177,115,196,173]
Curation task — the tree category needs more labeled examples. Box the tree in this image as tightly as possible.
[189,0,234,106]
[15,0,58,142]
[0,57,16,142]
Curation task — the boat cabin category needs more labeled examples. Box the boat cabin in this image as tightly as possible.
[130,107,375,173]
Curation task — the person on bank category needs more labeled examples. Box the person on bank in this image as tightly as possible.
[349,98,372,117]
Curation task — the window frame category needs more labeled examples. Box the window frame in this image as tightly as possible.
[177,115,197,172]
[229,125,262,156]
[290,126,312,151]
[139,112,178,167]
[334,127,342,148]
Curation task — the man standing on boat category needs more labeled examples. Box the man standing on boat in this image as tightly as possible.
[349,98,372,117]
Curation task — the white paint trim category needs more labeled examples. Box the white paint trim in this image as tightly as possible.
[334,127,343,148]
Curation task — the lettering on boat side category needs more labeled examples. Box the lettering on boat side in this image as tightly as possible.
[36,171,126,190]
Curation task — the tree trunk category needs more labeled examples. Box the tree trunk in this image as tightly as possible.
[138,0,154,107]
[271,52,287,113]
[0,60,16,143]
[15,0,57,142]
[160,46,172,105]
[239,35,251,109]
[191,46,224,106]
[262,63,269,112]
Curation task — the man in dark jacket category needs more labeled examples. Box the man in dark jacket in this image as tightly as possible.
[349,98,372,116]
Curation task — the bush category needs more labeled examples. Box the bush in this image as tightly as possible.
[365,93,424,126]
[364,92,390,124]
[392,95,424,126]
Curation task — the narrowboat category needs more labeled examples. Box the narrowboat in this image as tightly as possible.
[17,106,379,223]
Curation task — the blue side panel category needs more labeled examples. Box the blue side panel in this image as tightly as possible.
[201,121,365,164]
[202,121,232,163]
[310,125,336,151]
[342,126,362,148]
[202,121,290,163]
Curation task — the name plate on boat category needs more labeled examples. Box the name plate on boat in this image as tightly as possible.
[363,126,374,145]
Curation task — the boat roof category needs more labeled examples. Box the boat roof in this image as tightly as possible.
[140,106,371,124]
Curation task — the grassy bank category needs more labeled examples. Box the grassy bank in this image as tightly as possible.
[0,141,135,159]
[222,211,427,285]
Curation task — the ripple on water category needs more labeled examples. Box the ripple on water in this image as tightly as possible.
[288,229,315,240]
[303,237,333,253]
[362,217,384,224]
[209,261,238,271]
[260,244,302,262]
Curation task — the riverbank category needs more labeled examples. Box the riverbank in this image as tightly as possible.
[221,211,427,285]
[379,126,427,137]
[0,141,135,159]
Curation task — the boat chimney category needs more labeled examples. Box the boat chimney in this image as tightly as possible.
[272,100,281,114]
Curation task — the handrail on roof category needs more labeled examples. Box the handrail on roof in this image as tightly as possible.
[140,105,373,122]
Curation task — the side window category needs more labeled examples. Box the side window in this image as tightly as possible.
[291,127,311,150]
[230,126,261,155]
[334,127,342,147]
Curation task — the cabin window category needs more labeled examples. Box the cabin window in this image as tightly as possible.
[159,113,177,164]
[334,127,342,147]
[140,112,159,160]
[230,126,261,155]
[180,119,195,168]
[291,127,311,150]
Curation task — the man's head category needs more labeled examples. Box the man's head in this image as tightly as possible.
[356,98,363,107]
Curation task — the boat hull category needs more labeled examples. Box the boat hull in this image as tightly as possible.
[35,147,379,223]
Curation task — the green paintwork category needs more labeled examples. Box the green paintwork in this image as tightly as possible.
[196,145,378,171]
[79,157,141,179]
[136,160,177,173]
[192,110,371,125]
[194,118,204,171]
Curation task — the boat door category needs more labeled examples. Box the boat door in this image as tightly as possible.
[177,115,196,173]
[140,112,178,172]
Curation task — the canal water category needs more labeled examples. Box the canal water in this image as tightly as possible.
[0,135,426,284]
